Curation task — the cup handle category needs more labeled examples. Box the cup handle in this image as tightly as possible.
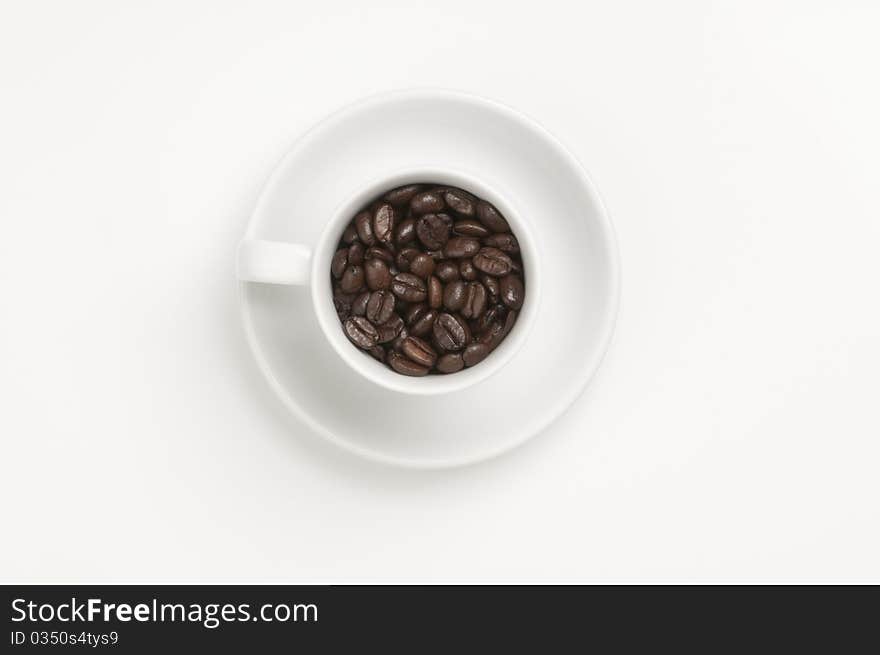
[237,239,312,285]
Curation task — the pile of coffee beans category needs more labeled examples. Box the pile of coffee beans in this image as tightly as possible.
[331,183,526,376]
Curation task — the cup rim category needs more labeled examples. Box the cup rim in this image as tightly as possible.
[311,167,542,395]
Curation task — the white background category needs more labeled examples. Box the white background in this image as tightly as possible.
[2,1,879,583]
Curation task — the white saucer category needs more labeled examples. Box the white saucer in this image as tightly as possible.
[239,90,620,468]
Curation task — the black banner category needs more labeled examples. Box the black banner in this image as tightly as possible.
[2,586,877,651]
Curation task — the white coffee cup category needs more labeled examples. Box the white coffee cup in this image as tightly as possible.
[237,168,540,395]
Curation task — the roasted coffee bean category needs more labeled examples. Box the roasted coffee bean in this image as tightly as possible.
[352,291,370,316]
[436,352,464,374]
[435,261,459,282]
[463,343,490,367]
[388,351,430,376]
[355,211,375,245]
[443,280,467,312]
[368,345,386,362]
[459,259,478,280]
[453,219,490,238]
[476,200,509,233]
[365,246,394,264]
[444,189,476,216]
[410,191,444,215]
[461,282,487,320]
[473,247,513,276]
[391,326,409,352]
[500,309,517,339]
[366,290,395,324]
[401,336,437,368]
[409,253,435,279]
[348,242,365,265]
[395,247,421,272]
[499,274,524,310]
[373,203,396,243]
[462,313,474,343]
[342,223,359,244]
[405,303,428,326]
[482,274,500,300]
[385,184,423,206]
[344,316,378,349]
[409,308,438,337]
[428,275,443,309]
[433,312,469,351]
[364,258,392,291]
[476,303,505,333]
[376,314,404,343]
[483,232,519,254]
[480,309,516,349]
[395,217,417,245]
[332,182,525,376]
[331,249,349,279]
[391,272,427,302]
[416,214,450,250]
[340,264,365,293]
[334,291,355,321]
[477,319,504,350]
[444,237,480,258]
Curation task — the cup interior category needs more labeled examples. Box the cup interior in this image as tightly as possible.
[311,168,540,395]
